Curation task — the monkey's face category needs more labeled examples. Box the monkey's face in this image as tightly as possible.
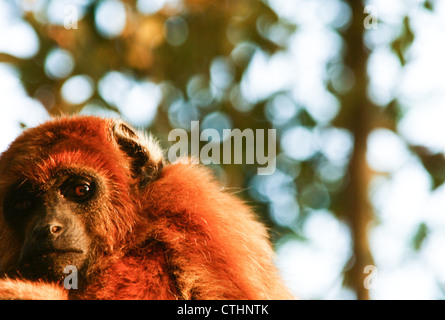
[0,116,164,285]
[2,169,100,282]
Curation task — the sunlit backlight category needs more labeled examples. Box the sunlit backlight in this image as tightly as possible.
[422,232,445,285]
[95,0,127,38]
[367,47,401,106]
[0,20,39,59]
[265,93,299,127]
[369,261,439,300]
[230,42,257,67]
[44,48,75,79]
[289,28,342,124]
[241,49,293,103]
[304,91,340,124]
[317,159,346,185]
[398,103,445,154]
[248,167,300,228]
[19,0,46,12]
[366,128,410,172]
[210,57,235,92]
[370,162,445,299]
[369,224,407,269]
[270,194,299,227]
[98,71,162,127]
[61,75,94,105]
[316,127,354,166]
[365,0,408,25]
[168,99,200,130]
[119,81,162,127]
[98,71,134,107]
[0,64,50,153]
[200,111,233,143]
[370,160,430,230]
[248,169,296,203]
[46,0,92,25]
[229,85,254,113]
[276,210,351,299]
[281,126,317,161]
[266,0,351,29]
[256,16,294,47]
[137,0,180,14]
[80,101,120,118]
[186,74,214,108]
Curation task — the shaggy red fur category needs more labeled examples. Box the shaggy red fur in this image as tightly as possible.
[0,116,292,300]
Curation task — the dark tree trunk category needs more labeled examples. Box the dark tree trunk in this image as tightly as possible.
[340,0,375,300]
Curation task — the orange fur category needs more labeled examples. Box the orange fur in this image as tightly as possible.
[0,278,67,300]
[0,116,292,300]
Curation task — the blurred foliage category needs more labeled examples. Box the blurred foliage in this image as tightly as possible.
[390,16,414,66]
[411,146,445,189]
[411,222,429,251]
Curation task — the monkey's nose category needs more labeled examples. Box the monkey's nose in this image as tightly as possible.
[32,223,64,241]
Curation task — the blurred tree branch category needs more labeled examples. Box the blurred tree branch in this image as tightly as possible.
[337,0,375,300]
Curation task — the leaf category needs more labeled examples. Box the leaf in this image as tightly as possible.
[411,146,445,189]
[424,0,434,11]
[411,222,429,251]
[390,16,415,66]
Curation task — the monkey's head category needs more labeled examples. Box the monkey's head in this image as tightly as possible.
[0,116,164,283]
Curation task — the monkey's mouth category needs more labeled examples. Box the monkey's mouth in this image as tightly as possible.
[18,248,86,282]
[45,249,84,255]
[20,247,85,262]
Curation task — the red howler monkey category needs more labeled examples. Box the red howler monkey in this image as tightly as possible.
[0,116,292,300]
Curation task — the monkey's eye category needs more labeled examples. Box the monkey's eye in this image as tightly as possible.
[64,184,92,201]
[12,198,35,213]
[62,179,94,203]
[3,183,39,228]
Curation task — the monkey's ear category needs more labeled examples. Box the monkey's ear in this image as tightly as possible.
[110,120,164,186]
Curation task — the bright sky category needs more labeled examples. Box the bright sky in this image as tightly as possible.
[1,0,445,299]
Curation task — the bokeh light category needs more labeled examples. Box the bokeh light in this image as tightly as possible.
[61,75,95,105]
[95,0,127,38]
